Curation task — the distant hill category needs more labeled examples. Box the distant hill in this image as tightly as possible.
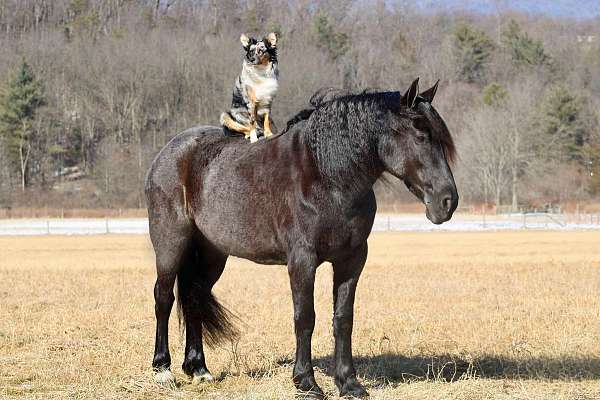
[415,0,600,20]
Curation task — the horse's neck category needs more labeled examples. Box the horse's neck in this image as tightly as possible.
[299,124,382,206]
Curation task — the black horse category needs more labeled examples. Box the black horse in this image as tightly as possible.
[145,78,458,398]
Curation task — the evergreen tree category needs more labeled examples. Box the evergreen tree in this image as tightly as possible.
[483,83,507,107]
[502,20,551,67]
[538,87,591,163]
[0,60,46,190]
[453,23,495,83]
[313,12,349,61]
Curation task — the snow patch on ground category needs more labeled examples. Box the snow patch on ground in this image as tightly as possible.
[1,214,599,236]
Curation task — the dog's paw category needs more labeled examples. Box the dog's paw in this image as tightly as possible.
[250,129,258,143]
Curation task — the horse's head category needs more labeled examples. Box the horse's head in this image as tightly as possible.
[378,78,458,224]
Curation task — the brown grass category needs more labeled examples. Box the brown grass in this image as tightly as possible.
[1,231,600,399]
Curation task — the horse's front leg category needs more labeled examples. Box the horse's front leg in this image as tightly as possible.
[332,242,368,398]
[288,246,324,399]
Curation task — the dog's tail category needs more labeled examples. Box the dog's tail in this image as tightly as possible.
[220,112,249,135]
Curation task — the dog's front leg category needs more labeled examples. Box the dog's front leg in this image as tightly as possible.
[263,109,273,138]
[247,88,259,143]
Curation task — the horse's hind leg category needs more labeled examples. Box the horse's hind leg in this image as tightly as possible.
[153,270,177,384]
[178,239,231,384]
[149,218,194,385]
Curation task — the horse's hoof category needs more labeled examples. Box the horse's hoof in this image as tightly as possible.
[294,374,325,398]
[338,376,368,398]
[154,369,176,387]
[191,370,215,385]
[340,384,368,398]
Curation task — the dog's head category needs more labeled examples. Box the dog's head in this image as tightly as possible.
[240,33,277,65]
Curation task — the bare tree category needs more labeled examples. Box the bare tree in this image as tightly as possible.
[0,0,598,209]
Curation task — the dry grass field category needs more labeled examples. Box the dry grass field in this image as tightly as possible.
[1,231,600,399]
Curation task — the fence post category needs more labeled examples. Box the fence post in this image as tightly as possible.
[482,205,486,228]
[105,218,109,234]
[46,220,50,235]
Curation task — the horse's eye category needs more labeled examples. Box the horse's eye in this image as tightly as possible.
[415,133,427,144]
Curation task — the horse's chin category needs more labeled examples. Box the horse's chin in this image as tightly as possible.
[425,207,452,225]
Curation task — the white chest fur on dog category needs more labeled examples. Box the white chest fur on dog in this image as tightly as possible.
[241,61,279,105]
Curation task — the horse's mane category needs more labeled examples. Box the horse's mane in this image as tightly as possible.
[282,87,376,134]
[282,88,456,164]
[282,88,344,134]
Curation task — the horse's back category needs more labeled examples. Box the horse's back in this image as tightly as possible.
[145,125,241,193]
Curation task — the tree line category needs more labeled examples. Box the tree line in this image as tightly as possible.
[0,0,599,211]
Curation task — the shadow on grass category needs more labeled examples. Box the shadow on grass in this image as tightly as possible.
[271,353,600,383]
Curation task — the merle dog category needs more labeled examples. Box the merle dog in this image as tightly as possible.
[220,32,278,143]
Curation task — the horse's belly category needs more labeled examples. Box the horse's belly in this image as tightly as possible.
[193,202,287,265]
[203,229,286,265]
[192,148,292,263]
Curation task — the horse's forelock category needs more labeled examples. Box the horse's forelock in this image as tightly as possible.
[417,102,456,165]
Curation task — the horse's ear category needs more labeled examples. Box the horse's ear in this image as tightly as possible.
[420,80,439,103]
[401,78,420,108]
[240,33,250,48]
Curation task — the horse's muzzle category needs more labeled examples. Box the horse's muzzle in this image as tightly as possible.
[424,187,458,225]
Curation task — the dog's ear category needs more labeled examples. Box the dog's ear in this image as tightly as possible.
[240,33,250,48]
[265,32,277,48]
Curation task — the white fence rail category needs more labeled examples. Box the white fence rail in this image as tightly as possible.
[0,218,149,236]
[1,213,600,236]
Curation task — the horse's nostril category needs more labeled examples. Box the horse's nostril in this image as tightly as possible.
[442,195,453,212]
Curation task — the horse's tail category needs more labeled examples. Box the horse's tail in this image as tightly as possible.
[176,246,239,347]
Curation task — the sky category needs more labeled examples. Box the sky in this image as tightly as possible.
[413,0,600,20]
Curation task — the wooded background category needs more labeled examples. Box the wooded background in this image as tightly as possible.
[0,0,599,211]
